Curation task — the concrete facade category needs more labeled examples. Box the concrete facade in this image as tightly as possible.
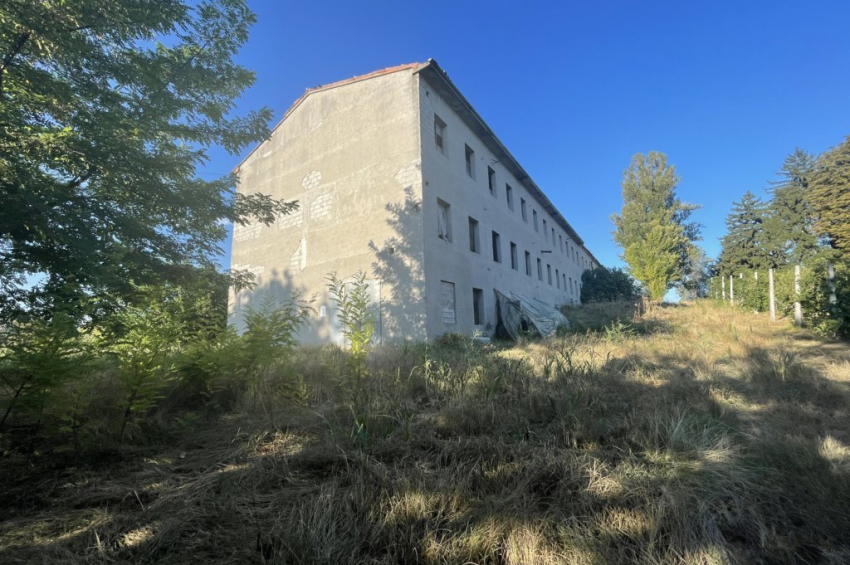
[229,60,599,344]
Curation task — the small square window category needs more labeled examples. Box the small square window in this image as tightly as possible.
[434,115,446,154]
[491,231,501,263]
[506,185,514,210]
[488,166,496,197]
[465,144,475,179]
[468,217,480,253]
[510,242,518,270]
[437,199,452,242]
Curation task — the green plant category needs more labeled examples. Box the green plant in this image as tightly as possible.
[0,313,87,434]
[327,272,376,399]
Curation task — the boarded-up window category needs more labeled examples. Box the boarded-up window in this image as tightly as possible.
[441,281,456,325]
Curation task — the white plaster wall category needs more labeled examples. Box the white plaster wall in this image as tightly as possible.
[418,76,592,339]
[229,70,427,343]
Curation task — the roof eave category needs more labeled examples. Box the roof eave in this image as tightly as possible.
[415,59,585,247]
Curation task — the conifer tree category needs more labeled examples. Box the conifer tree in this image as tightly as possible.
[718,191,769,274]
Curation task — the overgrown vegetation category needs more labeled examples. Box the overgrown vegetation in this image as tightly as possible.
[714,143,850,337]
[2,302,849,564]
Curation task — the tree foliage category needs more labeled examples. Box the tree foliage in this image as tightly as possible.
[718,191,769,274]
[809,136,850,259]
[0,0,296,322]
[612,152,700,302]
[764,149,818,265]
[580,267,638,303]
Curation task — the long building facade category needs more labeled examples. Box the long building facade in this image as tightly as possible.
[229,60,599,344]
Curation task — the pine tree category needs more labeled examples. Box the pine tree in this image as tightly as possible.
[764,149,818,265]
[718,191,769,274]
[612,152,700,303]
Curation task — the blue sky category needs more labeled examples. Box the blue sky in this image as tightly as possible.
[207,0,850,270]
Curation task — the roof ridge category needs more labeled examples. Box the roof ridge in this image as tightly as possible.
[233,61,427,174]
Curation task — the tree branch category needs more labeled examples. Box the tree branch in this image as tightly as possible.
[0,31,31,95]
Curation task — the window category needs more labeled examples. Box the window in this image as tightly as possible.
[543,219,547,238]
[533,210,539,231]
[552,228,556,246]
[562,273,567,292]
[472,288,484,326]
[537,258,543,281]
[491,231,501,263]
[559,235,563,253]
[506,184,514,210]
[465,144,475,178]
[510,242,518,270]
[525,251,532,276]
[547,264,552,285]
[569,277,573,295]
[556,269,560,289]
[440,281,456,324]
[521,198,528,221]
[468,217,480,253]
[437,199,452,242]
[487,166,496,197]
[434,114,446,154]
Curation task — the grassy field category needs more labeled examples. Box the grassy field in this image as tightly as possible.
[2,301,850,564]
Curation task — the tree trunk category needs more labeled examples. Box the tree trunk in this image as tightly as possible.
[729,275,734,306]
[722,276,726,300]
[768,268,776,322]
[794,264,802,327]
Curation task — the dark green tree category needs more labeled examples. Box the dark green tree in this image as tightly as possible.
[763,149,818,265]
[0,0,294,322]
[580,267,638,303]
[612,152,700,302]
[718,191,769,274]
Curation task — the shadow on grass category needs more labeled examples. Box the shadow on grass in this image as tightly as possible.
[2,311,850,564]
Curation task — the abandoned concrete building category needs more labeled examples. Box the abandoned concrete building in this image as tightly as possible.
[228,59,600,344]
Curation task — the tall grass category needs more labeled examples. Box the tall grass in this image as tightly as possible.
[2,302,850,564]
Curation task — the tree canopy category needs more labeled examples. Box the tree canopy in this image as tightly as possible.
[580,266,638,303]
[764,148,818,266]
[718,191,769,274]
[0,0,293,322]
[612,152,700,302]
[809,136,850,259]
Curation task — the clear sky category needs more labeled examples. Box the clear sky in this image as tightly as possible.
[207,0,850,271]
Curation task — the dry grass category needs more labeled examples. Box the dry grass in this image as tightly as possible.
[2,301,850,564]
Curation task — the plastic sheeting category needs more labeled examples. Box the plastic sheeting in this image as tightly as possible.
[495,290,571,340]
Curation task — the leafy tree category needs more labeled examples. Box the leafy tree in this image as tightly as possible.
[612,152,700,302]
[580,267,638,303]
[809,137,850,259]
[0,0,295,322]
